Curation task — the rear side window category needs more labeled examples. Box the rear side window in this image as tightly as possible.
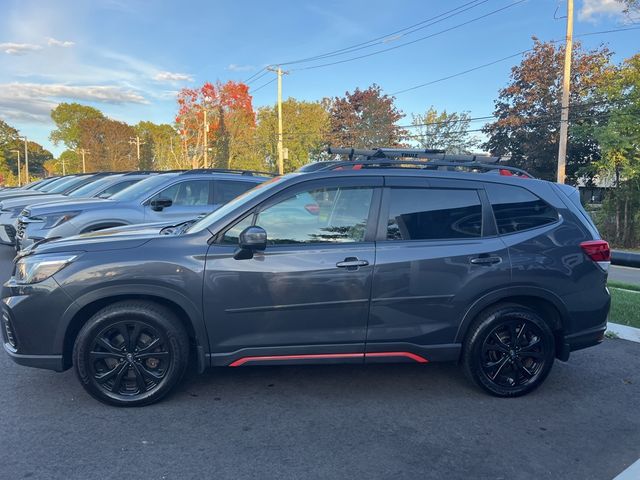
[386,188,482,240]
[214,180,256,205]
[486,184,558,235]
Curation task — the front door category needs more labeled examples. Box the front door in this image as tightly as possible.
[203,177,382,366]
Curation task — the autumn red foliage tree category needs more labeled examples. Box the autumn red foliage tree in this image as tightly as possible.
[176,81,255,169]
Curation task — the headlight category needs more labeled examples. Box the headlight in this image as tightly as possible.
[31,211,81,229]
[14,253,78,284]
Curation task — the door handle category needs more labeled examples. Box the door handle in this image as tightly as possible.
[470,255,502,265]
[336,257,370,269]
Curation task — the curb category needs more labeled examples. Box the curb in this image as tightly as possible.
[606,322,640,343]
[612,250,640,268]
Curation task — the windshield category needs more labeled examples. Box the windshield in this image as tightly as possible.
[187,176,287,233]
[68,176,121,198]
[30,177,59,191]
[38,177,74,192]
[45,176,82,193]
[110,174,178,202]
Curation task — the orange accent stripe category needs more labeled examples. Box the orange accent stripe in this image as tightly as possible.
[366,351,429,363]
[228,351,429,367]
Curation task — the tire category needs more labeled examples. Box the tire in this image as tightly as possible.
[73,300,189,407]
[462,303,555,397]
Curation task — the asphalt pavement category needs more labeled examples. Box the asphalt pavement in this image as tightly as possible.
[610,265,640,286]
[0,246,639,480]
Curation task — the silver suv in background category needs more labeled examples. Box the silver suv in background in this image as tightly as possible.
[0,173,152,246]
[16,169,271,250]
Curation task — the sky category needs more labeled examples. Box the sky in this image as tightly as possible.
[0,0,638,157]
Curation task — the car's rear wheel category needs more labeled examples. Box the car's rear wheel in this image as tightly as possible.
[462,304,555,397]
[73,301,189,407]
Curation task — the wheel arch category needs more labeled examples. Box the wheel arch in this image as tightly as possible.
[79,221,129,234]
[58,286,208,370]
[455,287,569,357]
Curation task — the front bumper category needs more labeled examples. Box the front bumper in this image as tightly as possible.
[3,342,64,371]
[0,224,16,245]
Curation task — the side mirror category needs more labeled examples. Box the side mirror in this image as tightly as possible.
[234,226,267,260]
[150,197,173,212]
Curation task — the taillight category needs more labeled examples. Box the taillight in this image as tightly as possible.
[580,240,611,263]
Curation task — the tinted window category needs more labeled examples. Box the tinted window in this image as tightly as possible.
[154,180,210,206]
[214,180,256,204]
[387,188,482,240]
[486,184,558,234]
[256,186,374,245]
[97,179,141,198]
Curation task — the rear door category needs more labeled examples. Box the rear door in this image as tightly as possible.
[366,177,511,361]
[144,179,213,223]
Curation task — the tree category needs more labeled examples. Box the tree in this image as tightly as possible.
[44,150,82,175]
[616,0,639,13]
[256,99,330,172]
[175,81,254,170]
[586,54,640,247]
[0,119,53,182]
[326,84,406,148]
[50,103,105,150]
[78,117,137,171]
[135,122,182,170]
[410,107,479,153]
[483,39,612,181]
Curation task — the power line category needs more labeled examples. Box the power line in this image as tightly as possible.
[389,26,640,96]
[251,77,276,93]
[246,70,270,85]
[243,67,268,84]
[290,0,527,72]
[278,0,490,67]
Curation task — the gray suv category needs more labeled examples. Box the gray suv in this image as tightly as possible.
[15,170,268,250]
[1,150,611,406]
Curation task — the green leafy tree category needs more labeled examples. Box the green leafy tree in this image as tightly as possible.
[585,54,640,247]
[411,107,479,154]
[256,99,330,172]
[326,84,406,148]
[44,150,82,175]
[135,122,181,170]
[483,39,612,181]
[50,103,105,150]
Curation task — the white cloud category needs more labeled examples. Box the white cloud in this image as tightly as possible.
[0,82,148,123]
[0,42,42,55]
[47,37,75,48]
[226,63,255,72]
[153,71,194,82]
[579,0,626,21]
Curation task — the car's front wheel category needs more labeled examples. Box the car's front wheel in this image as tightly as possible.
[73,301,189,407]
[462,304,555,397]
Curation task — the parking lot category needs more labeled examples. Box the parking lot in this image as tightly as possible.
[0,246,637,479]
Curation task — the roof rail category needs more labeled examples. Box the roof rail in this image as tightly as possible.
[180,168,276,177]
[327,147,502,164]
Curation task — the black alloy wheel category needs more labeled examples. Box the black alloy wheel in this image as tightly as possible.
[73,301,189,407]
[463,304,555,397]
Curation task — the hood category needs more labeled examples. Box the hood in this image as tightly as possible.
[23,228,157,256]
[0,190,47,202]
[1,194,69,211]
[26,197,117,217]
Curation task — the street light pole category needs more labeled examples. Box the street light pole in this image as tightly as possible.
[129,137,145,170]
[203,110,209,169]
[21,137,29,184]
[77,149,89,173]
[557,0,574,184]
[10,150,21,186]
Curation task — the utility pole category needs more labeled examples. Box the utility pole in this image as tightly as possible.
[129,136,145,170]
[557,0,573,184]
[203,109,209,169]
[267,65,288,175]
[21,137,29,184]
[10,150,21,186]
[77,148,89,173]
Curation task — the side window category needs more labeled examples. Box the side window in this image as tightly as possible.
[98,180,140,198]
[214,180,255,205]
[387,188,482,240]
[221,215,253,245]
[255,186,374,245]
[486,184,558,234]
[154,180,211,206]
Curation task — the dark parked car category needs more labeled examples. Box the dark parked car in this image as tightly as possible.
[1,151,611,406]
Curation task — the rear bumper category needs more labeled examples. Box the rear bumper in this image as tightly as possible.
[558,324,607,361]
[3,342,64,371]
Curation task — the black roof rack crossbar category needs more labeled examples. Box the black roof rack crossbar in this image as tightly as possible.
[315,159,533,177]
[327,147,503,164]
[180,168,276,177]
